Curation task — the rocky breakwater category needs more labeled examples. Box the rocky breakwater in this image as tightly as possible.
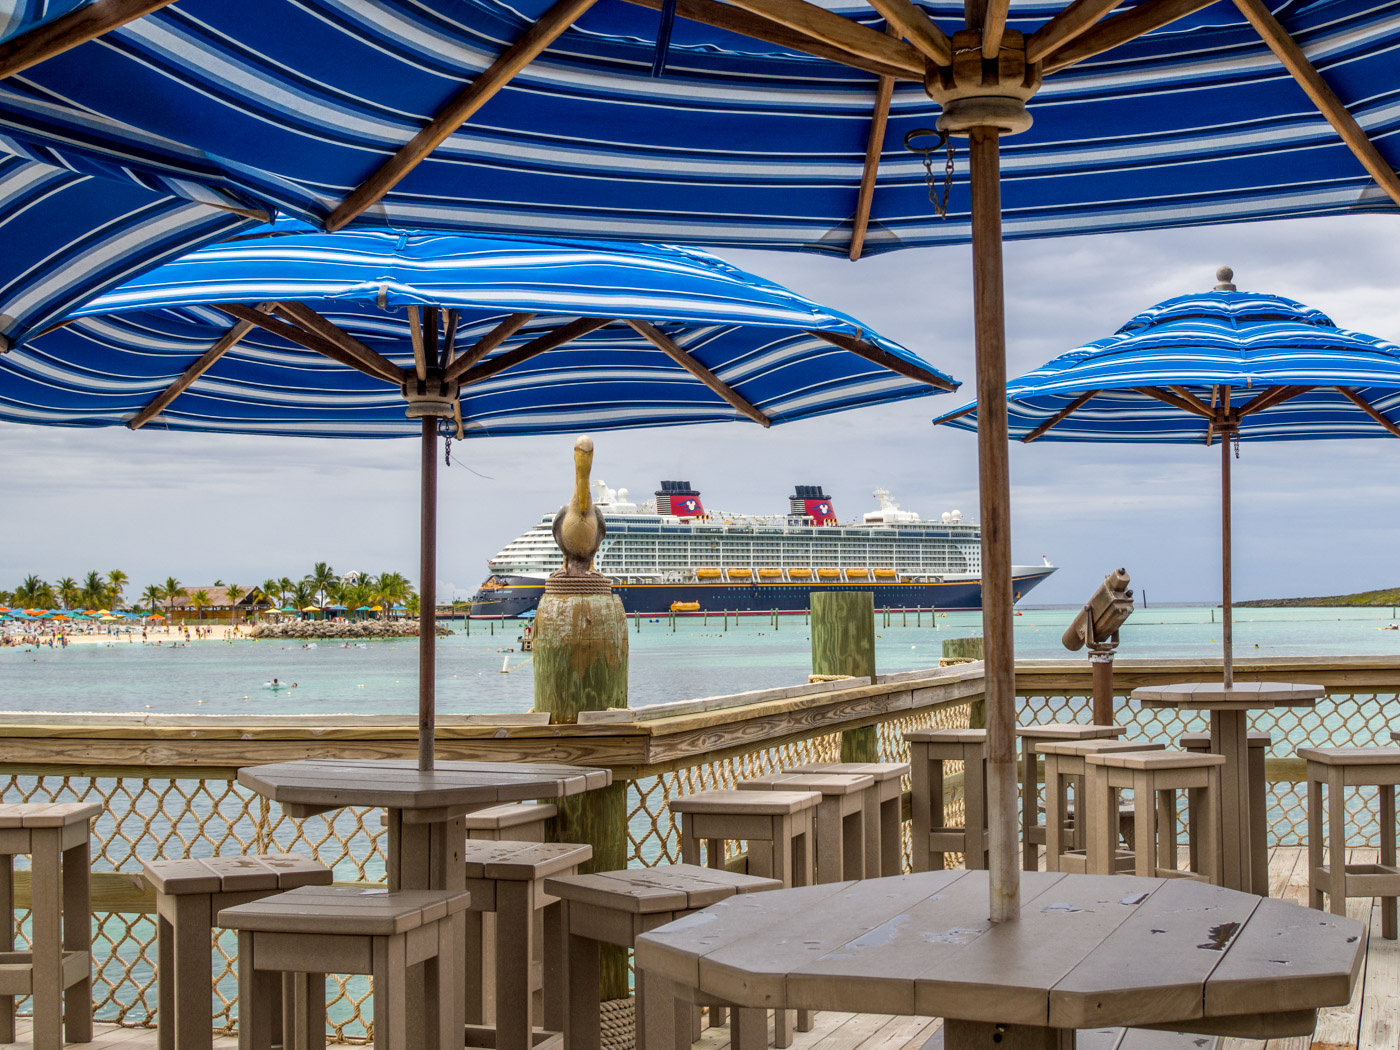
[248,619,453,640]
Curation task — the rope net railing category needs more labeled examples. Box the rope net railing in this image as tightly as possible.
[0,684,1390,1041]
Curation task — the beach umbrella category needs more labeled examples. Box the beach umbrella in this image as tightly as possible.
[935,268,1400,687]
[4,226,956,772]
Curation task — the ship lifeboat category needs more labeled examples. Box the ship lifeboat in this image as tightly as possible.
[788,568,813,579]
[874,569,897,579]
[845,568,870,579]
[758,568,783,579]
[670,601,701,612]
[696,568,722,580]
[728,568,753,579]
[817,568,841,579]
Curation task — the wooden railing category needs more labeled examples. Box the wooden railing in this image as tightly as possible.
[0,655,1396,1040]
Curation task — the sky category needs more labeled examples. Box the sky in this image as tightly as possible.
[2,213,1397,608]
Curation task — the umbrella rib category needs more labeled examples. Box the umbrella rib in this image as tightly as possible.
[808,329,957,391]
[850,31,898,262]
[1230,0,1400,209]
[215,304,402,385]
[408,306,429,382]
[1021,389,1098,441]
[620,0,920,78]
[626,319,772,427]
[455,316,613,387]
[716,0,926,78]
[443,313,537,383]
[1042,0,1219,72]
[1025,0,1127,63]
[423,306,440,370]
[273,301,404,383]
[1133,385,1214,418]
[1234,383,1312,417]
[126,310,263,431]
[1166,385,1214,416]
[982,0,1010,57]
[864,0,952,65]
[326,0,602,232]
[1337,387,1400,438]
[933,404,976,424]
[0,0,176,80]
[441,310,460,371]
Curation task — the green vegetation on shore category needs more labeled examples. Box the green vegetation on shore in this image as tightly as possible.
[1237,586,1400,608]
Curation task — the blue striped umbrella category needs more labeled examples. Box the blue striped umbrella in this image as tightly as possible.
[4,223,953,436]
[2,222,954,769]
[934,268,1400,683]
[0,0,1392,255]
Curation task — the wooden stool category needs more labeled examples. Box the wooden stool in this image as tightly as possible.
[1038,740,1162,873]
[141,853,332,1050]
[1084,750,1224,883]
[220,885,468,1050]
[668,791,818,888]
[738,773,874,882]
[785,762,909,876]
[905,728,987,871]
[1181,731,1271,894]
[542,864,780,1050]
[464,803,557,842]
[1301,747,1400,939]
[0,802,100,1050]
[461,840,592,1050]
[1016,724,1124,870]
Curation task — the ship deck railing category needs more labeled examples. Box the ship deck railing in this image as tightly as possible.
[0,654,1396,1042]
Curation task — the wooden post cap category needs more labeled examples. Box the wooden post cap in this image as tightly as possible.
[924,29,1041,136]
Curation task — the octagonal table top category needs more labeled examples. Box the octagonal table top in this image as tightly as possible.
[635,870,1363,1035]
[238,758,611,819]
[1131,681,1324,711]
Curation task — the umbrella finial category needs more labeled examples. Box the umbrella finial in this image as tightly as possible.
[1214,266,1236,291]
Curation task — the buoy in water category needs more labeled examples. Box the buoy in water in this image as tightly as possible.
[500,654,510,674]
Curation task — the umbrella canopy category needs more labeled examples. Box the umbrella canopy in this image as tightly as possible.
[1,225,952,436]
[935,268,1400,686]
[0,0,1394,256]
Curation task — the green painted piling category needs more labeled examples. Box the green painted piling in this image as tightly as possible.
[810,591,877,762]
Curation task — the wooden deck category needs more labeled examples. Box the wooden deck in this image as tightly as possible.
[7,847,1394,1050]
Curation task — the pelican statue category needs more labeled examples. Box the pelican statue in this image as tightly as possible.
[552,435,607,576]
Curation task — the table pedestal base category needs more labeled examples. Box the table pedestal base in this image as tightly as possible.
[945,1019,1074,1050]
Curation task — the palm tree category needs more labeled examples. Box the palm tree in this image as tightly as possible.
[14,575,52,608]
[259,578,282,612]
[278,577,295,607]
[306,562,336,607]
[375,571,412,618]
[162,577,184,620]
[107,570,128,609]
[55,577,80,610]
[140,584,163,616]
[291,582,315,611]
[190,589,212,621]
[81,570,107,609]
[224,582,242,624]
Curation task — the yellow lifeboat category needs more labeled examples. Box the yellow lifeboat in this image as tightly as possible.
[788,568,813,579]
[817,568,841,579]
[696,568,722,580]
[874,568,897,579]
[845,568,870,579]
[758,568,783,579]
[728,568,753,579]
[670,601,701,612]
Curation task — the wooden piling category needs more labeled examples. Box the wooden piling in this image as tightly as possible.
[810,592,877,762]
[533,591,629,999]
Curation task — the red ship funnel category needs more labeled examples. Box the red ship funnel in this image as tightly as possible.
[790,485,836,525]
[656,480,704,519]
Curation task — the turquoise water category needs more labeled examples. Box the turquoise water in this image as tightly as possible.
[2,605,1398,715]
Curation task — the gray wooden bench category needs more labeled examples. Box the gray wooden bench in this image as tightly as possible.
[905,728,988,872]
[141,853,332,1050]
[0,802,100,1050]
[1301,746,1400,938]
[738,772,874,882]
[668,790,818,888]
[785,761,909,876]
[1017,723,1125,870]
[1180,731,1270,892]
[220,885,469,1050]
[543,864,780,1050]
[1039,739,1163,873]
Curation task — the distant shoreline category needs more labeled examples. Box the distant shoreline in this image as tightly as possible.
[1236,586,1400,608]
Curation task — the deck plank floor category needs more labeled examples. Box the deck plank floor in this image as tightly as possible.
[7,847,1390,1050]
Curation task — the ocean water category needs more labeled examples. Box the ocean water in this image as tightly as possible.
[2,605,1398,716]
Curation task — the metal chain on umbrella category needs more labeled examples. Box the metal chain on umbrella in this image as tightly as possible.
[904,129,955,219]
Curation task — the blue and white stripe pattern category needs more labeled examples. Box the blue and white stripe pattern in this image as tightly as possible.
[0,225,955,437]
[0,0,1395,253]
[0,153,255,347]
[934,289,1400,442]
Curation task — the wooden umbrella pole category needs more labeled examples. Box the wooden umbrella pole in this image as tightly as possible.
[1221,429,1233,688]
[969,126,1019,923]
[419,415,439,770]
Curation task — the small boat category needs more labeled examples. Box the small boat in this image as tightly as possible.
[696,568,722,580]
[788,568,813,579]
[845,568,870,579]
[817,568,841,579]
[728,568,753,579]
[670,601,701,612]
[758,568,783,579]
[874,569,897,579]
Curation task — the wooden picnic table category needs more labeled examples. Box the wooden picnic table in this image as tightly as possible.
[1131,682,1321,893]
[635,870,1363,1050]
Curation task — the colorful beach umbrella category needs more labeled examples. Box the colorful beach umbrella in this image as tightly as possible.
[935,268,1400,685]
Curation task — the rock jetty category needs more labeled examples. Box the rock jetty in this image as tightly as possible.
[247,620,452,640]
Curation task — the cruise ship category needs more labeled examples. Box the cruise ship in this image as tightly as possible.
[469,482,1056,618]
